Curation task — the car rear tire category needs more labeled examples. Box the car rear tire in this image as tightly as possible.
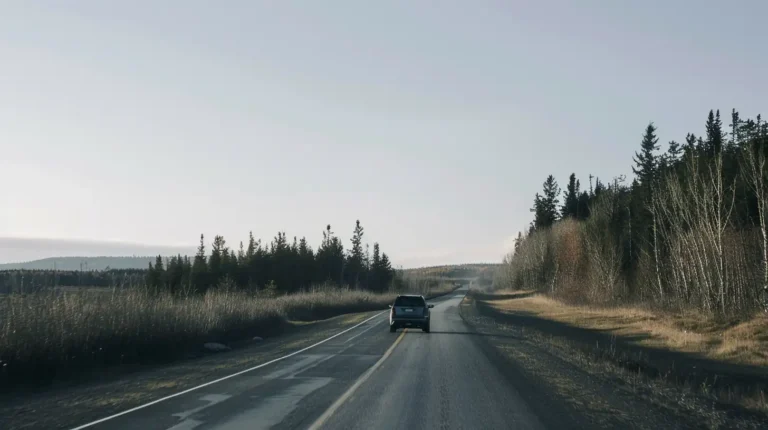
[390,325,397,333]
[422,324,430,333]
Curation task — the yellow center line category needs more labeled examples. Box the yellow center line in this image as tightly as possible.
[307,328,408,430]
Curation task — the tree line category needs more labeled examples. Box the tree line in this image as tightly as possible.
[500,109,768,316]
[0,220,396,295]
[0,269,146,293]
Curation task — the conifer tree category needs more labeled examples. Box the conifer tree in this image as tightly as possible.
[379,252,393,289]
[577,190,591,219]
[298,237,314,289]
[246,232,256,260]
[666,140,682,165]
[268,232,289,293]
[705,109,725,156]
[594,178,605,199]
[533,175,560,229]
[166,254,185,294]
[208,235,227,286]
[370,243,382,291]
[561,173,579,218]
[191,234,208,291]
[633,122,660,187]
[684,133,697,156]
[181,256,192,292]
[730,109,742,147]
[364,243,371,289]
[147,255,165,290]
[237,241,245,264]
[316,225,344,284]
[346,220,365,287]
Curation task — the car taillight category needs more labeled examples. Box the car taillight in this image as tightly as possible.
[391,307,397,316]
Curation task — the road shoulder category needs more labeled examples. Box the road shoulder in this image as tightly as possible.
[459,293,767,429]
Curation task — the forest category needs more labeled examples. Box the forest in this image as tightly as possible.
[0,220,395,295]
[497,109,768,317]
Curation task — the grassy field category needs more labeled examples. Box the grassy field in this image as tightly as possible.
[0,282,456,391]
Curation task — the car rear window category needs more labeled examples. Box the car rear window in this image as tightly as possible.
[394,296,425,307]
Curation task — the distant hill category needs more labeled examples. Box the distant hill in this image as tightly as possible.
[0,256,165,271]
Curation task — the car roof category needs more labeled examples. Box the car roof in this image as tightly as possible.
[396,294,424,298]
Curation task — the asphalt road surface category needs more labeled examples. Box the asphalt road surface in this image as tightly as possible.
[73,287,548,430]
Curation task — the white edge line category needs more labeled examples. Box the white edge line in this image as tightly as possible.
[68,311,386,430]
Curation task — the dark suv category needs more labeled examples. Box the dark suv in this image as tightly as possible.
[389,295,434,333]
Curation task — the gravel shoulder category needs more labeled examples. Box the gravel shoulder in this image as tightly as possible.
[459,293,767,430]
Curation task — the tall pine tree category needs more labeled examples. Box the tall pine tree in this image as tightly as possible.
[345,220,365,287]
[370,242,383,292]
[208,235,227,286]
[633,122,660,187]
[191,234,208,292]
[379,252,393,290]
[316,225,344,284]
[561,173,580,218]
[666,140,682,165]
[533,175,560,229]
[705,109,725,156]
[297,237,315,289]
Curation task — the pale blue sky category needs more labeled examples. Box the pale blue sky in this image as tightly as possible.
[1,1,765,267]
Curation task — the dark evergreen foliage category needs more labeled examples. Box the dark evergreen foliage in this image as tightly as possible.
[345,220,366,287]
[561,173,580,219]
[632,122,660,188]
[0,221,397,295]
[532,175,560,229]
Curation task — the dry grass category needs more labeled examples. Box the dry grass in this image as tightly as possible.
[486,290,768,367]
[0,282,456,391]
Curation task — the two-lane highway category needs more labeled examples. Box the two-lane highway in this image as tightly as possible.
[74,287,546,430]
